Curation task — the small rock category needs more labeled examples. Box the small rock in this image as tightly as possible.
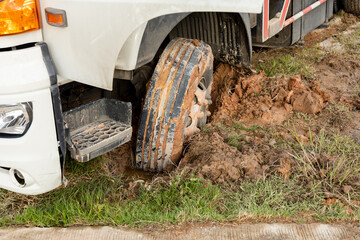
[268,139,277,146]
[284,103,293,112]
[343,185,352,194]
[298,134,308,143]
[288,75,305,91]
[292,91,324,114]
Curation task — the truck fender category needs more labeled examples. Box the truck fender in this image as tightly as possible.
[132,12,252,69]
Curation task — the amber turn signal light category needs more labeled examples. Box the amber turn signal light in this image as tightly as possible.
[45,8,67,27]
[0,0,40,36]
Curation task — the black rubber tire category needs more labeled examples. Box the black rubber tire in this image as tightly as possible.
[136,38,213,172]
[342,0,360,15]
[334,0,343,13]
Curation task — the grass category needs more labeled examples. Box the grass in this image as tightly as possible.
[254,47,325,78]
[336,24,360,58]
[289,128,360,188]
[1,171,358,228]
[225,135,248,149]
[215,122,265,149]
[1,125,359,228]
[254,16,360,78]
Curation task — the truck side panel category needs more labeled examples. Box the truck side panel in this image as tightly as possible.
[40,0,263,90]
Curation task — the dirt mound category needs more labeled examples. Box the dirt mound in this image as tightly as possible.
[179,131,294,183]
[104,143,134,176]
[211,63,331,125]
[179,63,333,184]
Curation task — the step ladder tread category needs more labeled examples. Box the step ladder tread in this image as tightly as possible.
[69,119,132,161]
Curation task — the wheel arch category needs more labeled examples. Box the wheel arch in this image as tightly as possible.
[132,12,252,70]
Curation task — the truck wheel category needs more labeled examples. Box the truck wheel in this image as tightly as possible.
[342,0,360,15]
[136,38,213,171]
[334,0,343,13]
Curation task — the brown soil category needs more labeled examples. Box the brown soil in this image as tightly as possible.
[178,65,332,183]
[211,67,331,126]
[303,11,358,47]
[178,16,360,185]
[178,131,293,182]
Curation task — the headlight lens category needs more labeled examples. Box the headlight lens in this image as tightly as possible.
[0,102,32,136]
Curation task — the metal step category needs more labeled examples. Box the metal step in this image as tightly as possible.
[64,99,132,162]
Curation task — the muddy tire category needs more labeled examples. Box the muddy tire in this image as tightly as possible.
[342,0,360,15]
[136,38,213,171]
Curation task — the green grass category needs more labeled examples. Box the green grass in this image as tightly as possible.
[215,122,265,149]
[289,128,360,188]
[225,135,248,150]
[254,21,360,78]
[336,24,360,58]
[255,47,326,78]
[231,123,264,133]
[1,172,358,228]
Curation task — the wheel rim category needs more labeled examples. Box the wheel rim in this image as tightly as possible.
[184,78,212,136]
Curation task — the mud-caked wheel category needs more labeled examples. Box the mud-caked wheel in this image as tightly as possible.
[136,38,213,171]
[342,0,360,14]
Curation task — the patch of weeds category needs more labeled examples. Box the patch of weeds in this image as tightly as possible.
[254,46,326,78]
[289,128,360,188]
[323,104,352,130]
[294,112,314,125]
[218,122,265,149]
[258,53,311,77]
[336,26,360,57]
[200,124,216,134]
[225,135,248,149]
[231,122,264,133]
[233,177,322,219]
[65,156,107,184]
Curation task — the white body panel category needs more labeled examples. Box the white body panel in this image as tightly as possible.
[0,46,62,195]
[0,30,43,49]
[39,0,263,90]
[0,44,49,95]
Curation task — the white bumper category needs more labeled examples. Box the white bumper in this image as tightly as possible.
[0,45,62,195]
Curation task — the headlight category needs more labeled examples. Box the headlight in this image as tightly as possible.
[0,102,33,136]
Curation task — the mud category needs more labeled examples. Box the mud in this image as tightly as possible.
[178,17,360,184]
[303,12,358,47]
[179,132,293,183]
[211,65,330,126]
[104,143,134,176]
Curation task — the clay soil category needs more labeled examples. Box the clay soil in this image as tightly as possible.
[176,15,360,187]
[178,66,334,183]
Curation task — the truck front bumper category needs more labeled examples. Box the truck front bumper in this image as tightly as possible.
[0,44,63,195]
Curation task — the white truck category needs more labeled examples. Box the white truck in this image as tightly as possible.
[0,0,353,195]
